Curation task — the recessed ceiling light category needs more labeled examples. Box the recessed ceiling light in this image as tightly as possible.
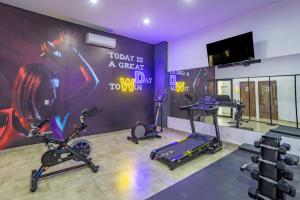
[143,18,151,25]
[90,0,98,4]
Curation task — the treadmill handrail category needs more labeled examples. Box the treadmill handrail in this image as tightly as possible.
[179,102,218,111]
[192,104,218,113]
[179,102,201,110]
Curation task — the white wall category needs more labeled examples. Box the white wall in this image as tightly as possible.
[271,76,296,122]
[168,0,300,71]
[217,81,231,116]
[167,0,300,148]
[215,54,300,79]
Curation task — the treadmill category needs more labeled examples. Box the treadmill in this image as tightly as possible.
[216,95,253,131]
[150,100,222,170]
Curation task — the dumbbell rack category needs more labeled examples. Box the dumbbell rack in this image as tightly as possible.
[247,133,298,200]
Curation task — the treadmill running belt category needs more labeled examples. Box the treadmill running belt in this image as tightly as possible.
[147,150,300,200]
[270,126,300,138]
[155,134,214,160]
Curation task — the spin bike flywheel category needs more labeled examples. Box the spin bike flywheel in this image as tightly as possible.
[132,124,146,139]
[70,139,93,162]
[41,150,59,167]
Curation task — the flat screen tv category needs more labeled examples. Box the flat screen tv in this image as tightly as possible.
[206,32,255,67]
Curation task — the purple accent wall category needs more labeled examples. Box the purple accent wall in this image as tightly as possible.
[0,3,154,149]
[154,42,169,127]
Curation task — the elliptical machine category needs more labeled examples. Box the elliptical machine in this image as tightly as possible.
[29,107,102,192]
[128,92,167,144]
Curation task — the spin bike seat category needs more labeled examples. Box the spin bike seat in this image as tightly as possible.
[33,119,50,128]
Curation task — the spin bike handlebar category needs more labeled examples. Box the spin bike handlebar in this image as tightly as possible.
[28,119,51,137]
[29,106,103,137]
[78,107,103,131]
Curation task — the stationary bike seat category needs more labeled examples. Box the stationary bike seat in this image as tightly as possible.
[33,119,50,128]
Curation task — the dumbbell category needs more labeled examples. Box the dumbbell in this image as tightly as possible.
[254,141,287,155]
[277,162,294,181]
[251,171,294,193]
[276,161,286,171]
[289,185,297,197]
[281,143,291,151]
[248,187,272,200]
[284,154,300,166]
[248,187,258,199]
[273,161,294,180]
[250,168,260,181]
[249,184,296,198]
[254,141,261,148]
[278,146,287,155]
[278,179,296,197]
[251,155,287,171]
[251,155,259,163]
[278,143,291,155]
[282,169,294,181]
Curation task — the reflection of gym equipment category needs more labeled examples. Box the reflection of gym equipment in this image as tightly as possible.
[29,107,102,192]
[241,133,299,200]
[217,95,253,131]
[128,92,167,144]
[182,93,195,105]
[182,93,207,122]
[184,94,253,130]
[150,99,222,170]
[270,125,300,138]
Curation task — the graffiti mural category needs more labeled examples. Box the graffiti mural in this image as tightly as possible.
[169,67,215,119]
[0,4,154,149]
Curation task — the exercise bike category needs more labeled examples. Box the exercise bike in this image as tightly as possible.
[127,92,167,144]
[29,106,102,192]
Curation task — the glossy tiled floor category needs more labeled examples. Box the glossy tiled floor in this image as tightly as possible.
[0,129,238,200]
[205,116,284,133]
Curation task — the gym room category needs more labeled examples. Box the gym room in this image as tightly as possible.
[0,0,300,199]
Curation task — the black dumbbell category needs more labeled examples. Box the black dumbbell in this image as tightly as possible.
[251,155,259,163]
[281,143,291,151]
[284,154,299,166]
[293,155,300,165]
[278,179,292,194]
[283,169,294,181]
[289,185,296,197]
[251,169,260,181]
[254,141,261,148]
[248,187,258,199]
[278,146,287,155]
[276,161,286,171]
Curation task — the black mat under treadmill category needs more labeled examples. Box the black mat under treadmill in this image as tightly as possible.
[270,126,300,138]
[147,150,300,200]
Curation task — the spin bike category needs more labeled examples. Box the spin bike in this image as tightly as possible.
[127,92,167,144]
[29,107,102,192]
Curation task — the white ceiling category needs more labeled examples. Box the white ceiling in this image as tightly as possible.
[0,0,282,44]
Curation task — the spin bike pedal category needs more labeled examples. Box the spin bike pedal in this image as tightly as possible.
[89,162,99,173]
